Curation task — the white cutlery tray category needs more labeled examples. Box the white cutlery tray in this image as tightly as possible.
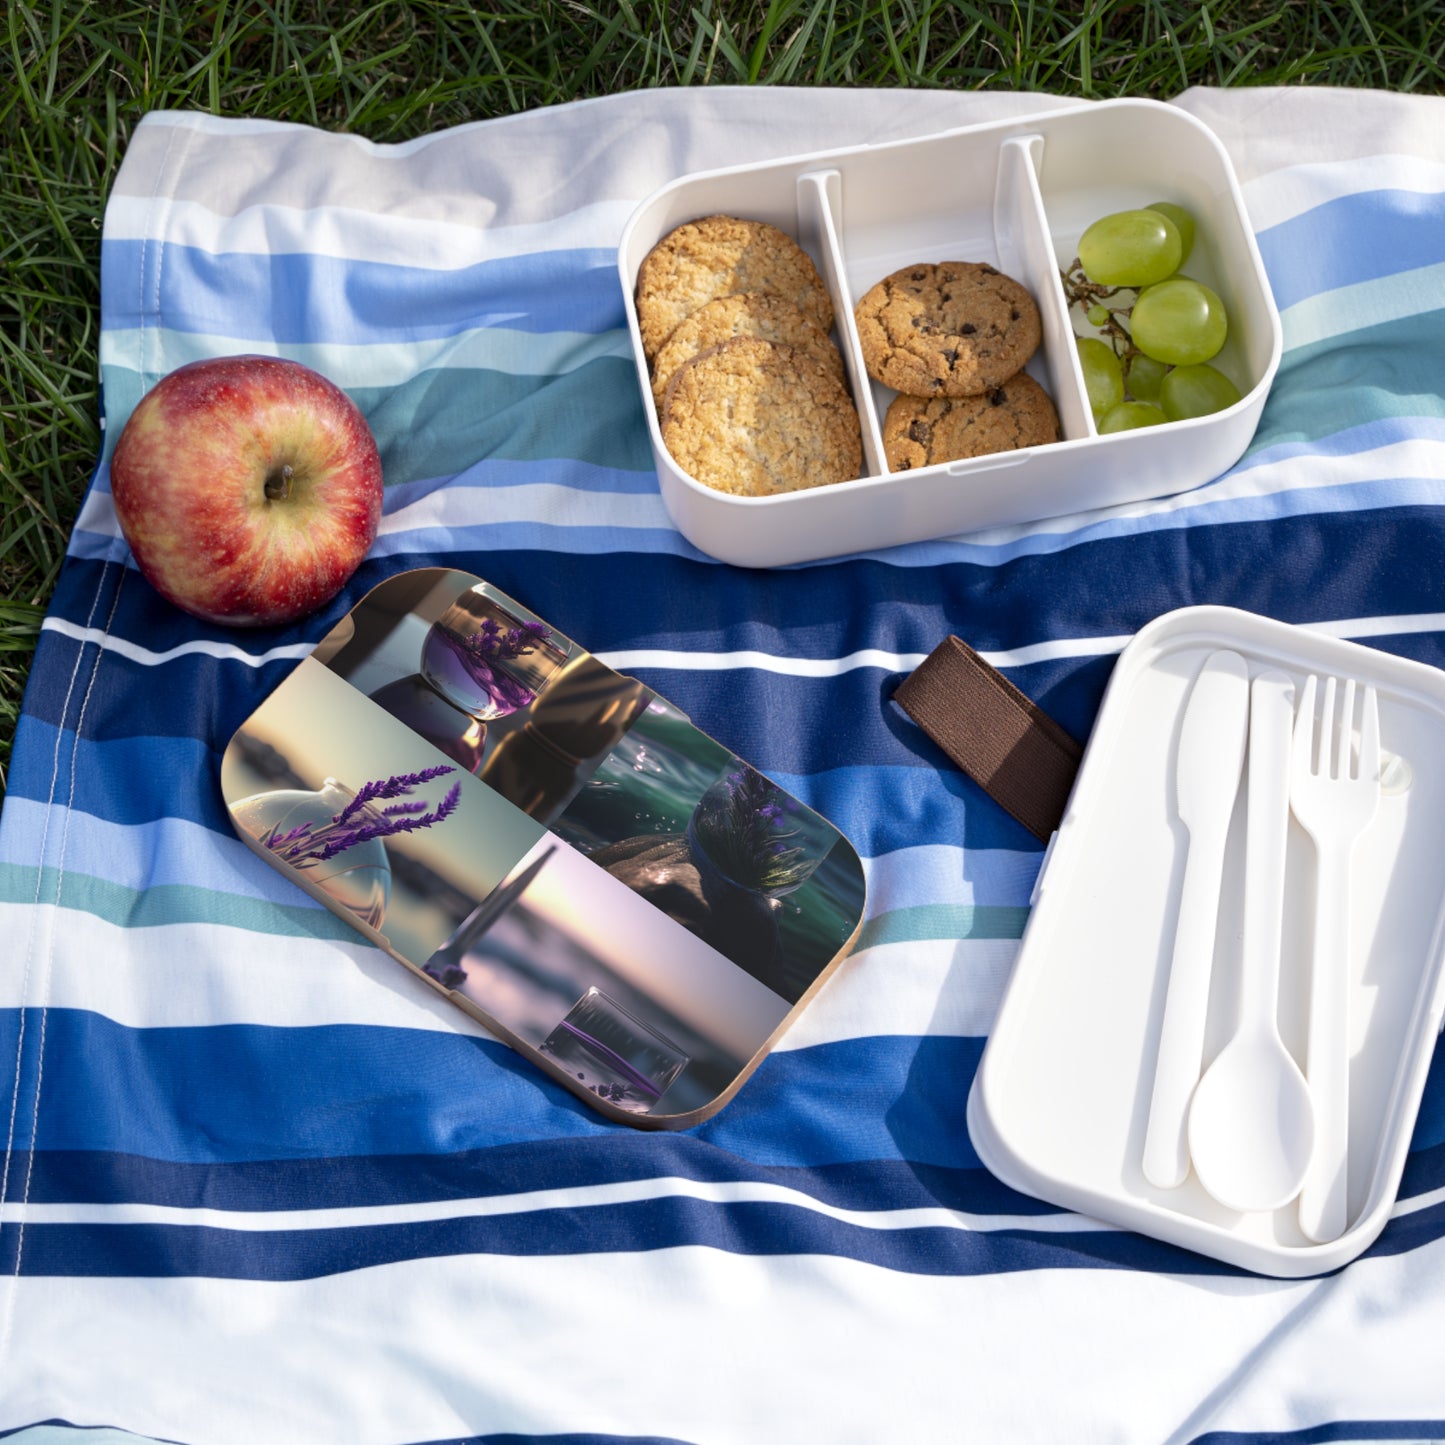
[967,606,1445,1276]
[618,99,1282,568]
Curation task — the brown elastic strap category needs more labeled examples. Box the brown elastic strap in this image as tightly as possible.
[893,635,1083,843]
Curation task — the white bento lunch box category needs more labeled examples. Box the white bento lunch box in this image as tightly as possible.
[968,607,1445,1277]
[617,98,1282,569]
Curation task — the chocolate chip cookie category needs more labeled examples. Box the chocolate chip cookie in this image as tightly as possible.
[636,216,835,361]
[660,336,861,497]
[650,291,844,410]
[854,262,1041,397]
[882,373,1059,471]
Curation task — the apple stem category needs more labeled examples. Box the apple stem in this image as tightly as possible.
[265,463,294,502]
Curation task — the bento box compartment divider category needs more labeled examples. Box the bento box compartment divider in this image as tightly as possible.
[993,134,1093,446]
[796,168,886,480]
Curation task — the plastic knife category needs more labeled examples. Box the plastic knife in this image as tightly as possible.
[1142,649,1251,1189]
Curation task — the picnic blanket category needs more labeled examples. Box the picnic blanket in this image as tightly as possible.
[4,84,1445,1443]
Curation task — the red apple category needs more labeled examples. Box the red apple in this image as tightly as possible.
[110,354,384,627]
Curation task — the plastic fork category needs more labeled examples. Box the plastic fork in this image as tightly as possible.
[1290,674,1381,1243]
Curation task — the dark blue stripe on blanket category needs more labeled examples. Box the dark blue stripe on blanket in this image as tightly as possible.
[0,1199,1242,1281]
[20,1134,1435,1225]
[100,241,626,343]
[5,722,230,832]
[418,1437,694,1445]
[1354,1195,1445,1264]
[15,1148,1053,1217]
[41,506,1445,698]
[0,1425,688,1445]
[20,633,313,747]
[415,1436,695,1445]
[39,552,423,671]
[16,638,1445,879]
[5,1190,1440,1286]
[31,506,1445,750]
[0,1010,986,1172]
[1190,1421,1445,1445]
[23,623,927,763]
[427,1436,696,1445]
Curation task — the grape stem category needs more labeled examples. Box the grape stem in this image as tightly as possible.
[1061,258,1139,363]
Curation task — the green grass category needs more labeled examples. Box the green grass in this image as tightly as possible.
[3,0,1444,794]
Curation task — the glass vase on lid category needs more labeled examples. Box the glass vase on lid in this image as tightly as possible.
[539,987,689,1114]
[230,778,393,929]
[370,587,567,773]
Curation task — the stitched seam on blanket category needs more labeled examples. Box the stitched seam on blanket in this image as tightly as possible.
[0,639,87,1277]
[0,114,192,1381]
[0,568,115,1378]
[8,569,130,1288]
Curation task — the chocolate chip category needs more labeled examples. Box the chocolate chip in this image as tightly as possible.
[960,322,976,335]
[989,388,1007,406]
[942,349,958,366]
[911,271,925,281]
[981,265,997,275]
[1010,308,1020,320]
[909,420,932,443]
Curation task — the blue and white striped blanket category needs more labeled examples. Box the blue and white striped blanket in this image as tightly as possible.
[3,85,1444,1443]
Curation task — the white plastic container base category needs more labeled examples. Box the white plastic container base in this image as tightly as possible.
[967,607,1445,1277]
[618,99,1282,568]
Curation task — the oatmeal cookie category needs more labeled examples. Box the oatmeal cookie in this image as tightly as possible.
[660,336,861,497]
[882,373,1059,470]
[636,215,835,360]
[650,291,844,410]
[854,261,1041,397]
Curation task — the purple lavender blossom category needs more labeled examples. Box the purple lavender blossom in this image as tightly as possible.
[459,616,551,664]
[333,764,455,826]
[262,769,461,869]
[433,616,552,715]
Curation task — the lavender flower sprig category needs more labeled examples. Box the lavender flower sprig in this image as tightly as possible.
[263,768,461,868]
[333,764,455,826]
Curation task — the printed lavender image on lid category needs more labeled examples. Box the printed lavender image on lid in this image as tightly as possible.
[220,568,866,1126]
[552,698,859,1006]
[364,581,571,774]
[541,986,690,1110]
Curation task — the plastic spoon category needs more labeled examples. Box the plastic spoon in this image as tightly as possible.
[1142,649,1251,1189]
[1188,669,1315,1213]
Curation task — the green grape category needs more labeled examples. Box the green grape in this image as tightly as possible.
[1125,353,1168,404]
[1086,304,1111,327]
[1130,277,1228,366]
[1146,202,1196,264]
[1098,401,1168,433]
[1076,337,1124,419]
[1077,209,1183,288]
[1160,363,1242,420]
